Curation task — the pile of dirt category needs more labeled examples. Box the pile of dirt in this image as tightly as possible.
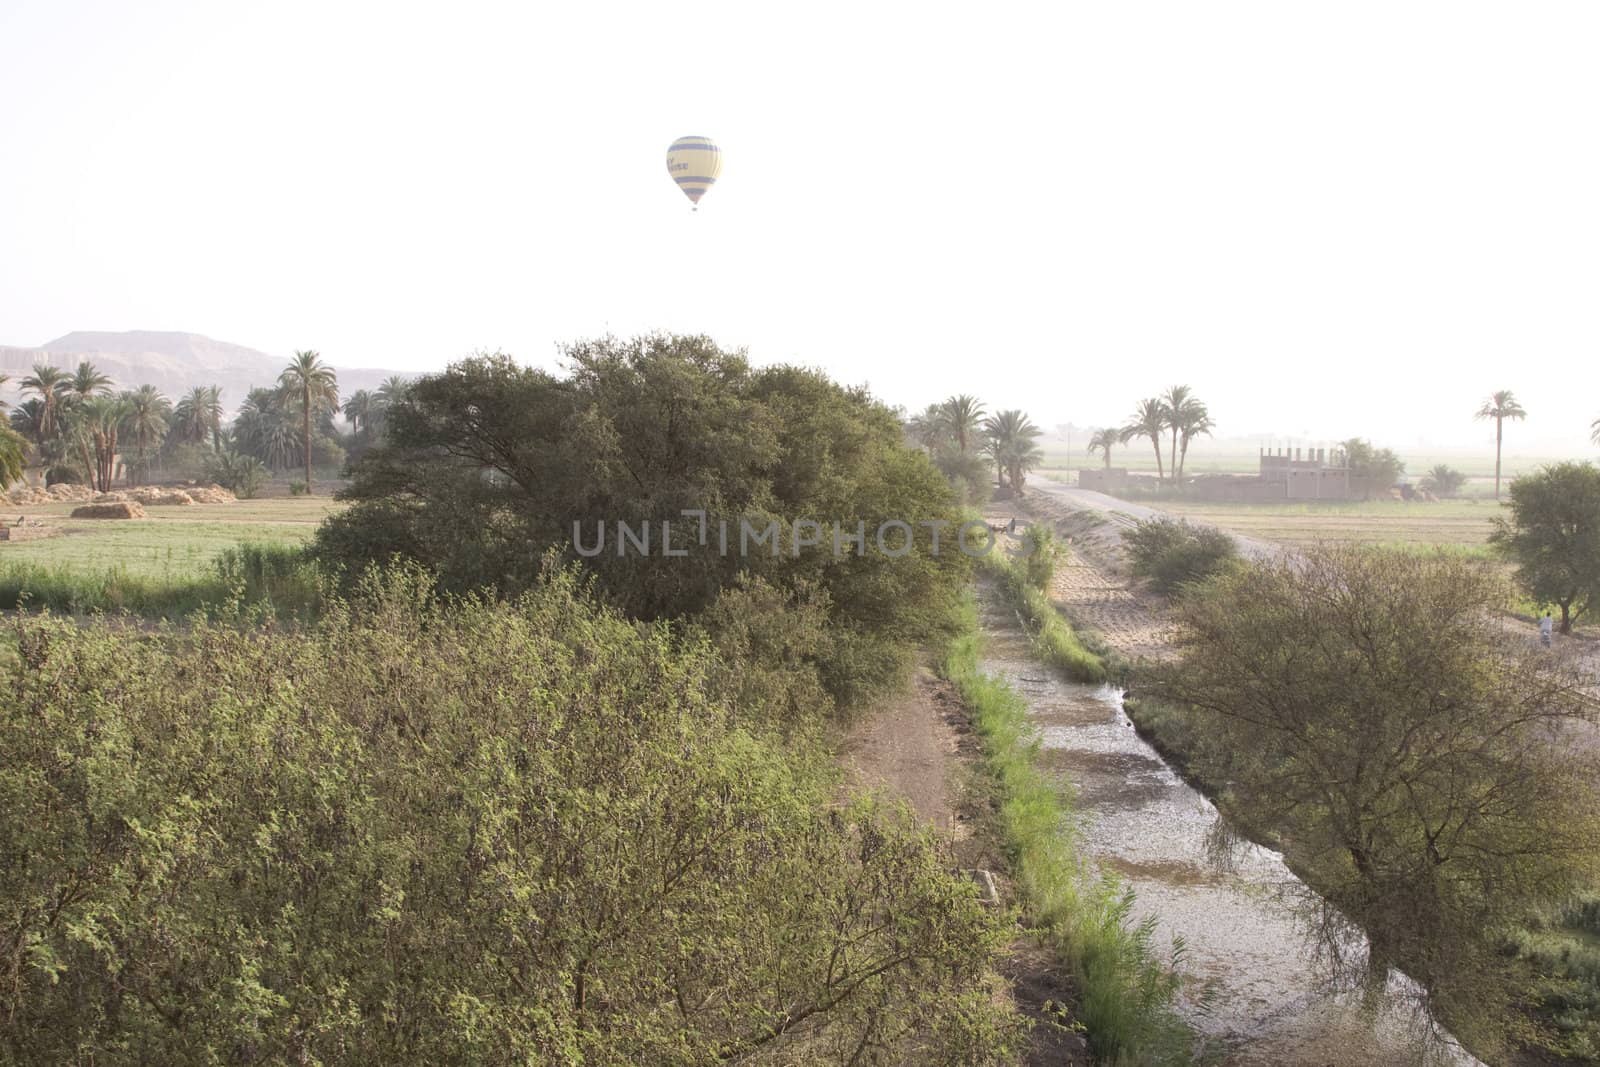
[4,482,237,507]
[127,487,196,506]
[70,501,147,520]
[186,484,237,504]
[1,483,98,506]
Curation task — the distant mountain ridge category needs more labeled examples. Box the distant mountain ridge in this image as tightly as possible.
[0,331,404,415]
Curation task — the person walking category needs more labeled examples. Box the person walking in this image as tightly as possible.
[1540,611,1554,648]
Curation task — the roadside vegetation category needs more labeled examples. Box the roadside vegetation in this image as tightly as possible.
[1126,543,1600,1060]
[940,592,1187,1064]
[979,524,1106,684]
[0,565,1021,1064]
[1123,518,1239,597]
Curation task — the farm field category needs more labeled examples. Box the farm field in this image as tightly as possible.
[0,495,340,578]
[1151,497,1508,551]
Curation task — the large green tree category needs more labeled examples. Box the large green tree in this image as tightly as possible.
[1490,461,1600,634]
[1476,389,1527,500]
[1152,546,1600,1055]
[279,350,340,491]
[319,335,968,707]
[982,408,1044,493]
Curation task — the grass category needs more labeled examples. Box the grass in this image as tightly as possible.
[0,496,339,578]
[0,543,324,621]
[939,594,1189,1064]
[976,536,1108,684]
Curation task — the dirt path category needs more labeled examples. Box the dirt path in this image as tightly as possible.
[839,666,968,836]
[841,663,1092,1065]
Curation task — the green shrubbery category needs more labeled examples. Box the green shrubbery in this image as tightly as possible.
[1123,517,1239,597]
[204,449,269,499]
[980,534,1107,684]
[317,335,971,711]
[0,566,1019,1065]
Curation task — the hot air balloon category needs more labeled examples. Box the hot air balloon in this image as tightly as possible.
[665,136,721,210]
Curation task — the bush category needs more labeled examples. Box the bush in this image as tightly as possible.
[289,479,309,495]
[205,451,269,499]
[1123,517,1239,597]
[1023,523,1061,590]
[1421,463,1467,497]
[43,463,81,486]
[0,567,1018,1064]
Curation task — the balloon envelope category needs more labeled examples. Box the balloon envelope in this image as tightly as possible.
[666,136,722,207]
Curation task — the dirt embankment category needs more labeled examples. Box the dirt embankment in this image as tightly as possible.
[841,666,1090,1064]
[986,494,1180,664]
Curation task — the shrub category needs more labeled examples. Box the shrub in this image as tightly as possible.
[1023,523,1061,590]
[289,479,309,495]
[1123,517,1239,597]
[43,463,81,486]
[1421,463,1467,497]
[205,451,269,499]
[0,567,1018,1064]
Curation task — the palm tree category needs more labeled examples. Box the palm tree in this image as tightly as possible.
[68,360,113,401]
[1173,400,1214,482]
[120,385,171,486]
[1590,416,1599,446]
[172,387,214,446]
[279,350,339,491]
[67,395,126,491]
[204,386,224,451]
[0,373,9,411]
[20,364,71,440]
[1160,385,1193,481]
[9,399,45,444]
[343,389,374,442]
[939,394,986,454]
[1086,427,1120,470]
[1121,398,1167,483]
[1474,390,1527,500]
[983,409,1045,492]
[0,423,24,489]
[906,403,948,451]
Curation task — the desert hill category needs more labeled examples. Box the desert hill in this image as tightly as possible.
[0,330,403,414]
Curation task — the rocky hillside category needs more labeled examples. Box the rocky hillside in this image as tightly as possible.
[0,331,402,414]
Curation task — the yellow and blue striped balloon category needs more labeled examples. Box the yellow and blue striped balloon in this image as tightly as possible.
[665,136,721,209]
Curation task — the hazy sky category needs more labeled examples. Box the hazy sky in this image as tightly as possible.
[2,1,1596,451]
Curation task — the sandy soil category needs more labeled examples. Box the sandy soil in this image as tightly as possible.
[839,665,969,836]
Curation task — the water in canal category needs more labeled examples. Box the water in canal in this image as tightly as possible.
[976,585,1483,1066]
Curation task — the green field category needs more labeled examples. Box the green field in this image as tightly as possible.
[1152,497,1507,550]
[0,497,340,578]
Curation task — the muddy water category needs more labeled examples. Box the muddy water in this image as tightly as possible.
[976,587,1483,1066]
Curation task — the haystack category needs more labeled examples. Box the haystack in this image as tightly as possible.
[71,501,147,519]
